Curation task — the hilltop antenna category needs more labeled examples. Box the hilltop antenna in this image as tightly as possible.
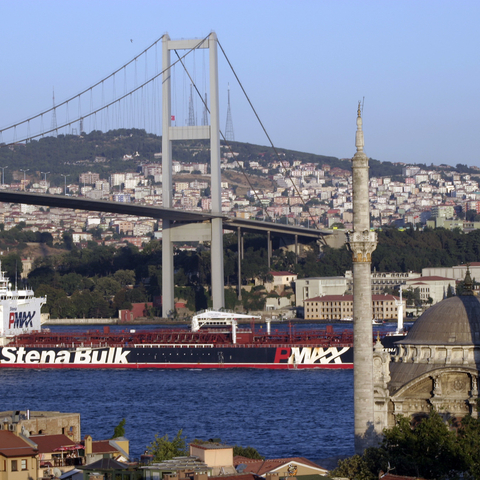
[51,88,58,137]
[225,83,234,141]
[188,84,195,126]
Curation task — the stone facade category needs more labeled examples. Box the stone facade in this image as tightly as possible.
[375,292,480,432]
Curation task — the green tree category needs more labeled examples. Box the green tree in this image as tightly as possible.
[232,445,264,460]
[331,454,375,480]
[111,418,126,439]
[146,430,188,462]
[113,269,136,287]
[94,276,121,298]
[331,410,468,480]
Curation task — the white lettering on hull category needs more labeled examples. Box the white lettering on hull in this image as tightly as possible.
[0,347,131,365]
[289,347,350,364]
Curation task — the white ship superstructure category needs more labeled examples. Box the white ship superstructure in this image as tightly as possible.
[0,262,46,342]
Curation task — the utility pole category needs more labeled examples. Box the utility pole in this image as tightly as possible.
[61,174,70,195]
[41,171,50,191]
[0,166,8,186]
[20,169,29,191]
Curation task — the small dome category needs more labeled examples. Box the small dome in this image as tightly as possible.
[398,295,480,345]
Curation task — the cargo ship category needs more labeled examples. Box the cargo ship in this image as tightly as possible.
[0,261,404,370]
[0,307,364,369]
[0,305,406,369]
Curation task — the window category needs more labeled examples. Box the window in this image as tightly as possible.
[11,460,17,471]
[21,460,27,471]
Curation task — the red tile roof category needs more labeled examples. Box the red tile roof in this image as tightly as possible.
[30,434,76,453]
[92,441,119,454]
[0,430,37,457]
[210,475,259,480]
[381,474,426,480]
[233,456,327,475]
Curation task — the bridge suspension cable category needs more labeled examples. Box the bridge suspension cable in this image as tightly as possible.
[0,34,210,147]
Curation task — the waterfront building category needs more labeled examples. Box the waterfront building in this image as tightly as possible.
[345,270,420,294]
[303,294,404,321]
[422,262,480,282]
[403,275,455,304]
[295,277,348,307]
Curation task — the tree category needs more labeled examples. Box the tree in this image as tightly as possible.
[331,410,470,480]
[232,445,264,460]
[111,418,126,439]
[146,429,188,462]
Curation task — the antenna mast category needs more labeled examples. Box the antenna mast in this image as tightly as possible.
[188,84,195,126]
[51,88,58,137]
[225,84,234,141]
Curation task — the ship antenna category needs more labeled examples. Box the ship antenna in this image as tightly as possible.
[15,260,17,291]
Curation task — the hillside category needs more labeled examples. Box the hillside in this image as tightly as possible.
[2,128,474,188]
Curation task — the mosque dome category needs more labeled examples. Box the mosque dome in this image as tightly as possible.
[397,295,480,346]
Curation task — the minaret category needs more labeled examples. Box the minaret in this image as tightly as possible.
[347,103,378,453]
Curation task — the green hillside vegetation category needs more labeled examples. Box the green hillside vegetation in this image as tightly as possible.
[12,227,480,319]
[3,128,474,189]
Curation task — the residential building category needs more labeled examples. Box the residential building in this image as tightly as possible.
[0,411,81,442]
[0,430,37,480]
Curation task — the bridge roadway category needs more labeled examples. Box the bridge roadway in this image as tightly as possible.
[0,190,330,240]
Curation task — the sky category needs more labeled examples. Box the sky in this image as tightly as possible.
[1,0,479,167]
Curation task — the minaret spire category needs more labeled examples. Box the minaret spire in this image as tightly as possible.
[355,101,364,152]
[346,104,378,454]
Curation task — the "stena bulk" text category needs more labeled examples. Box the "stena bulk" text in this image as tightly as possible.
[0,347,130,364]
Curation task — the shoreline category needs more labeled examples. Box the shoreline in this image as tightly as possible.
[43,317,412,327]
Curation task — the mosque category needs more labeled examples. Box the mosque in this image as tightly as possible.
[349,106,479,452]
[374,268,480,430]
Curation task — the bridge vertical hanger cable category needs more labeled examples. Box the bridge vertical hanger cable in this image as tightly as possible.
[173,49,273,222]
[0,34,209,146]
[217,39,320,230]
[172,63,177,128]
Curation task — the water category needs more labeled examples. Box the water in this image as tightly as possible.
[0,322,406,463]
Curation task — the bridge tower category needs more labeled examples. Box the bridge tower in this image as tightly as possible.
[162,33,224,317]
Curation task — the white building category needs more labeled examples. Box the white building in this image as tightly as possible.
[295,276,348,307]
[403,275,455,304]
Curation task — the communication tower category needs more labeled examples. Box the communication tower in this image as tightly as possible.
[225,84,234,141]
[188,84,195,126]
[51,89,57,137]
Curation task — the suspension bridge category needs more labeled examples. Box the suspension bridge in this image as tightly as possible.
[0,32,336,317]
